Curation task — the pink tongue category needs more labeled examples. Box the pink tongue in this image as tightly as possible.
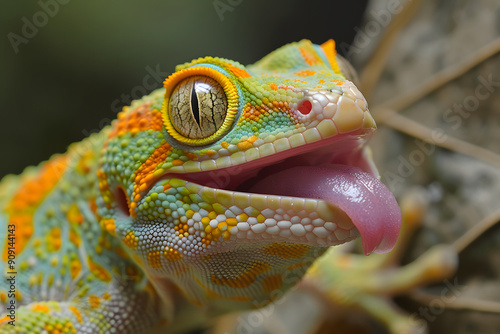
[248,165,401,255]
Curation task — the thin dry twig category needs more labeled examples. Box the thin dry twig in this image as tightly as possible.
[452,208,500,253]
[373,109,500,167]
[360,0,426,99]
[376,37,500,111]
[410,289,500,314]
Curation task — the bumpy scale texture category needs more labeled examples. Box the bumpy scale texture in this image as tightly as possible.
[0,40,382,333]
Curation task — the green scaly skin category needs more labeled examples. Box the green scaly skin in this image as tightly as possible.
[0,40,388,333]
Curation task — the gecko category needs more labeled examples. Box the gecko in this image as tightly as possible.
[0,39,401,334]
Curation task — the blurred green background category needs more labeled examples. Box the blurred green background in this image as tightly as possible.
[0,0,368,177]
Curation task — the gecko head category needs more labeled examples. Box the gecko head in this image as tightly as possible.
[97,40,401,310]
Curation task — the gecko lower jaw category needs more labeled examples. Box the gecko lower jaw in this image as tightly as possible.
[233,142,400,255]
[140,138,401,255]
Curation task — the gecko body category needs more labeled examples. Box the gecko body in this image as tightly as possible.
[0,40,400,333]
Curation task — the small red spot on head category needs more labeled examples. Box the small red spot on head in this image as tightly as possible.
[297,100,312,115]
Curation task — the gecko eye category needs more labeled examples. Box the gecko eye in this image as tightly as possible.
[169,76,227,139]
[162,65,240,146]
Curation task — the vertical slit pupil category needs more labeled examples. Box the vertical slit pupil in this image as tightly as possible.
[190,84,201,127]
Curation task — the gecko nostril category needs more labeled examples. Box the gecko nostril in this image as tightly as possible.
[297,100,312,115]
[116,186,130,217]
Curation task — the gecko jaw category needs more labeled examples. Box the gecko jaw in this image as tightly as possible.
[131,81,399,255]
[135,139,399,255]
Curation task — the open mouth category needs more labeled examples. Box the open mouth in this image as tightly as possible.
[129,81,401,256]
[149,131,401,255]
